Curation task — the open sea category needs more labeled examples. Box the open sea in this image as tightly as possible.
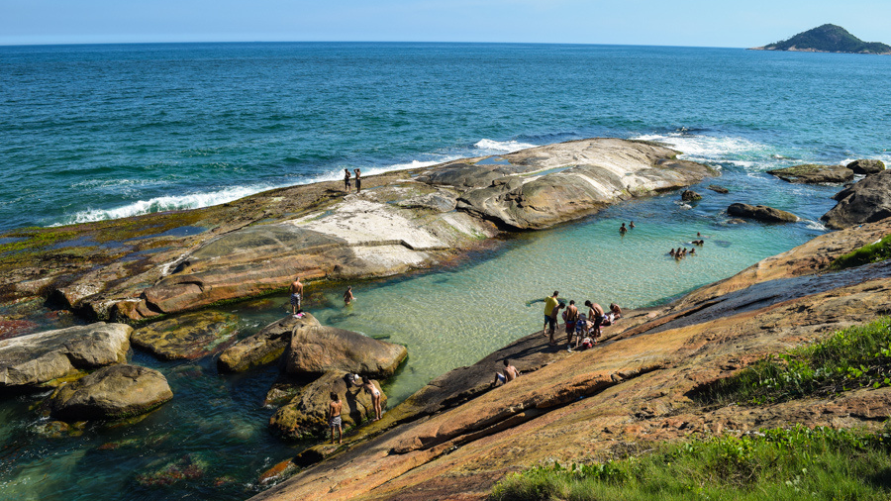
[1,43,890,501]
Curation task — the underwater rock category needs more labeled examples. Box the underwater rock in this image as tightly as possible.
[284,323,406,378]
[50,364,173,422]
[767,164,854,184]
[219,314,320,373]
[0,322,131,392]
[821,170,891,229]
[727,203,799,223]
[846,159,885,175]
[259,458,299,486]
[707,185,729,194]
[131,311,238,360]
[135,453,209,487]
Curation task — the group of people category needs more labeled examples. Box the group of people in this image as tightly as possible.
[344,168,362,193]
[619,221,636,234]
[669,232,706,260]
[327,375,383,444]
[288,276,357,318]
[543,291,622,352]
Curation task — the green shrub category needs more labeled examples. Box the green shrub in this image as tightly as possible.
[831,235,891,271]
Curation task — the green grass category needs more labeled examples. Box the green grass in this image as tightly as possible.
[694,318,891,406]
[831,235,891,271]
[490,425,891,501]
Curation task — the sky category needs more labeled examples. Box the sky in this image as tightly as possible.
[1,0,890,48]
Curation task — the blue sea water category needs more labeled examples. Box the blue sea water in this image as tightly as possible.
[1,43,890,501]
[1,42,889,230]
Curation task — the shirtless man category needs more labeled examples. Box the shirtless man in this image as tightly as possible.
[493,359,520,387]
[354,168,362,193]
[344,168,352,192]
[289,276,303,316]
[563,300,579,346]
[620,223,627,234]
[343,286,355,305]
[585,300,605,338]
[328,392,343,444]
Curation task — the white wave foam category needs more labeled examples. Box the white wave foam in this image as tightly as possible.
[804,220,828,231]
[474,138,537,153]
[632,133,767,164]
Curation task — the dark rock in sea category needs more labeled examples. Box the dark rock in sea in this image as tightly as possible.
[727,203,799,223]
[0,322,131,392]
[259,458,300,486]
[821,170,891,229]
[284,322,406,378]
[707,185,729,194]
[50,364,173,422]
[269,371,386,439]
[131,311,238,360]
[767,164,853,184]
[681,190,702,202]
[218,314,319,373]
[135,453,208,487]
[846,159,886,175]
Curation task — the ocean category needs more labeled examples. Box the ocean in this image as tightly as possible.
[0,42,889,501]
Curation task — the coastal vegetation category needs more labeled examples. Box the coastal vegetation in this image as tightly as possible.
[831,235,891,271]
[490,425,891,501]
[757,24,891,55]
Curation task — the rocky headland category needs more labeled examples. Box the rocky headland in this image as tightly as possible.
[752,24,891,55]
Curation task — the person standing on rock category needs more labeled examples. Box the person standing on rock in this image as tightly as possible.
[328,392,343,444]
[354,168,361,193]
[585,300,605,339]
[543,291,560,345]
[563,300,579,348]
[343,286,355,306]
[344,168,352,192]
[289,276,304,317]
[362,376,383,421]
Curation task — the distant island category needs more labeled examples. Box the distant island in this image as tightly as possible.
[751,24,891,55]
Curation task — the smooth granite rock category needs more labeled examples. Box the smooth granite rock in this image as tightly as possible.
[821,169,891,229]
[727,203,799,223]
[846,159,886,175]
[767,164,854,184]
[0,323,131,392]
[50,364,173,421]
[218,314,320,373]
[269,371,386,439]
[131,311,238,360]
[284,323,406,378]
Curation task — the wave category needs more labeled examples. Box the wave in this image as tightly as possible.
[473,138,537,153]
[632,133,769,164]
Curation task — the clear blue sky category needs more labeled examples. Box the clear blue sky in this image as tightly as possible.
[2,0,889,47]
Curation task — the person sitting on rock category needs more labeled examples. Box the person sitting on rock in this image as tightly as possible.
[493,359,520,387]
[362,376,383,421]
[328,392,343,445]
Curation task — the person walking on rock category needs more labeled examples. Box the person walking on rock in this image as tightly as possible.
[343,286,355,306]
[354,168,362,193]
[328,392,343,444]
[289,276,304,317]
[344,168,352,192]
[543,291,560,345]
[362,376,383,421]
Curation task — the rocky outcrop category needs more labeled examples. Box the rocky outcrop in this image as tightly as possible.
[767,164,854,184]
[269,372,386,439]
[0,323,131,391]
[707,185,729,194]
[727,203,799,223]
[821,170,891,229]
[284,324,406,378]
[50,364,173,421]
[131,311,238,360]
[250,223,891,501]
[218,314,320,373]
[681,190,702,202]
[847,159,885,175]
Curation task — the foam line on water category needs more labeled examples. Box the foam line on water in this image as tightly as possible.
[473,138,537,153]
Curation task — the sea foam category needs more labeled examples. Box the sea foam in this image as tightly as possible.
[473,138,537,153]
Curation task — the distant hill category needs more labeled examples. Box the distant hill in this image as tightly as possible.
[752,24,891,55]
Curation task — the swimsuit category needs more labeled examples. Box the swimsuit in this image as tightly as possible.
[329,415,342,428]
[496,373,506,384]
[290,293,301,307]
[355,178,361,190]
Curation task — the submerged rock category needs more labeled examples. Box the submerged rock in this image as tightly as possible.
[707,185,729,194]
[269,372,385,439]
[218,314,320,373]
[131,311,238,360]
[50,364,173,422]
[727,203,799,223]
[821,170,891,229]
[258,458,300,486]
[0,322,131,392]
[284,323,406,378]
[135,453,209,487]
[846,159,885,175]
[681,190,702,202]
[767,164,854,184]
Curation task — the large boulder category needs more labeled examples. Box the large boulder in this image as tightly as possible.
[50,364,173,421]
[284,323,407,378]
[131,311,238,360]
[767,164,854,184]
[0,323,131,392]
[218,314,320,373]
[847,159,886,175]
[727,203,799,223]
[269,371,386,439]
[821,170,891,229]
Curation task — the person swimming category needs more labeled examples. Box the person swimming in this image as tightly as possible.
[629,221,635,229]
[620,223,627,234]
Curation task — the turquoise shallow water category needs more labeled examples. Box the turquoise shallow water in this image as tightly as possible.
[0,42,886,500]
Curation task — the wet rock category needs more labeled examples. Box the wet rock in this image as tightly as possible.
[727,203,799,223]
[131,311,238,360]
[0,322,131,392]
[31,420,87,439]
[264,380,302,407]
[292,443,338,467]
[846,159,885,175]
[821,170,891,229]
[269,372,385,439]
[135,453,208,487]
[681,190,702,202]
[259,458,299,486]
[767,164,854,184]
[707,185,729,194]
[50,364,173,422]
[219,314,319,373]
[284,323,406,378]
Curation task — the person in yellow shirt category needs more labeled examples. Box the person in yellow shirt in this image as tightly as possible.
[543,291,560,345]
